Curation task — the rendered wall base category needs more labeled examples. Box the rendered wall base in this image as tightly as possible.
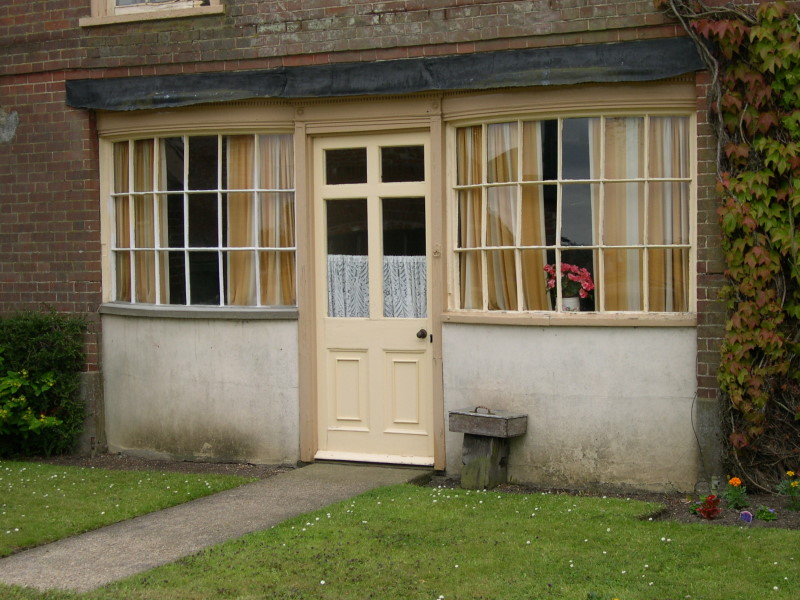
[443,323,705,493]
[74,371,105,455]
[102,314,299,465]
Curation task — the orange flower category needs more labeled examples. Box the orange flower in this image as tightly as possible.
[729,477,742,487]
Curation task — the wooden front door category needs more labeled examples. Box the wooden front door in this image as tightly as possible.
[314,132,434,465]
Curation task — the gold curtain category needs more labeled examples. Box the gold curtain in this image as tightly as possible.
[259,134,296,306]
[520,121,548,310]
[133,139,156,303]
[113,142,131,302]
[648,117,689,311]
[601,118,644,311]
[227,135,256,305]
[456,126,483,309]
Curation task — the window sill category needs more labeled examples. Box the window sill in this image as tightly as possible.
[99,303,298,321]
[442,311,697,328]
[80,5,224,27]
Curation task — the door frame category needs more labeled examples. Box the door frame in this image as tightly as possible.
[294,97,446,470]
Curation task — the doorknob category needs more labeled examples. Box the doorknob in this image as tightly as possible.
[416,329,428,339]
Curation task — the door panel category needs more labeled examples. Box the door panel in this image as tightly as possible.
[315,132,433,465]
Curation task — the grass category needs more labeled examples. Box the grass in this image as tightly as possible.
[2,481,799,599]
[0,460,255,558]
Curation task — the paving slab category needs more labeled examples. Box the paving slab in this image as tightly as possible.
[0,463,431,592]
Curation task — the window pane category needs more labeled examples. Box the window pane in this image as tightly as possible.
[188,136,218,190]
[486,250,517,311]
[521,121,543,181]
[260,251,296,306]
[520,185,547,246]
[326,148,367,185]
[561,184,595,246]
[226,250,256,305]
[561,249,596,311]
[562,118,596,180]
[487,122,517,183]
[486,187,516,247]
[381,146,424,183]
[540,120,558,181]
[166,194,184,248]
[260,193,295,248]
[115,197,131,248]
[605,118,644,180]
[459,251,482,309]
[648,182,689,245]
[458,189,482,249]
[133,250,156,303]
[603,182,644,246]
[649,117,689,178]
[166,251,186,305]
[189,251,220,305]
[603,248,643,311]
[161,137,184,191]
[115,253,131,302]
[188,193,218,247]
[383,197,426,318]
[648,248,688,312]
[133,139,154,192]
[456,126,481,186]
[327,199,368,317]
[259,134,293,189]
[520,249,549,310]
[133,195,155,248]
[227,192,254,248]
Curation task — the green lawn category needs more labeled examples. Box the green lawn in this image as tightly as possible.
[2,480,798,600]
[0,460,255,558]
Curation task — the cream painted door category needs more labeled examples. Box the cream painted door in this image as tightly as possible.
[314,132,434,466]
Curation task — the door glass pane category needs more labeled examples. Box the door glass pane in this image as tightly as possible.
[326,148,367,185]
[188,136,218,190]
[562,118,596,180]
[189,251,220,305]
[327,199,369,317]
[188,193,218,247]
[383,197,426,318]
[381,146,424,182]
[561,184,595,246]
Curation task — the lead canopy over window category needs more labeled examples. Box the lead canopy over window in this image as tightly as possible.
[454,115,691,313]
[111,133,296,307]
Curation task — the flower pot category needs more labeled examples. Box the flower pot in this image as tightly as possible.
[560,296,580,312]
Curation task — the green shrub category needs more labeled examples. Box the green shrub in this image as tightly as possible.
[0,310,87,456]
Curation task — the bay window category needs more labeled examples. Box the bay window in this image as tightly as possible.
[111,133,296,307]
[454,114,692,313]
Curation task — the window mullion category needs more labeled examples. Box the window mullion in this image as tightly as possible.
[217,134,224,306]
[555,119,563,309]
[128,140,137,304]
[480,125,488,311]
[515,121,524,312]
[642,115,651,312]
[597,118,605,313]
[153,137,162,305]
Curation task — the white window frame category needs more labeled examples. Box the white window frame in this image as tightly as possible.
[81,0,223,27]
[449,111,696,318]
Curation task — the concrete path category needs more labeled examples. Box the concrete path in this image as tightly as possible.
[0,463,431,593]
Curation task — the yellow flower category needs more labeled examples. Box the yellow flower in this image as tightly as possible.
[792,481,799,488]
[728,477,742,487]
[787,471,796,478]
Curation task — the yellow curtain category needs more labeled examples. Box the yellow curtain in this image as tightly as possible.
[259,134,296,306]
[648,117,689,311]
[133,139,156,303]
[113,142,131,302]
[520,121,548,310]
[456,126,483,309]
[227,135,256,305]
[601,118,644,311]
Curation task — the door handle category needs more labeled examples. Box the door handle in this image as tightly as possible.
[416,328,428,339]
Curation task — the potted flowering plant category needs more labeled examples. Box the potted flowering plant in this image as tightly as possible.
[544,262,594,311]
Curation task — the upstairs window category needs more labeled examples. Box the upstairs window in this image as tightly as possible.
[453,115,692,313]
[82,0,222,25]
[110,134,296,307]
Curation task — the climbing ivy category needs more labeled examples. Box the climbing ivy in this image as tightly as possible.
[657,0,800,488]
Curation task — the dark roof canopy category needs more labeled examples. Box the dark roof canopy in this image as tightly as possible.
[66,37,704,111]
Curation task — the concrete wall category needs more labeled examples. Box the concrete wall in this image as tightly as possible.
[102,315,299,464]
[443,323,700,492]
